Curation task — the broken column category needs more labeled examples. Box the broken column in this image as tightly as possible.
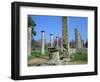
[41,31,45,55]
[47,48,61,65]
[75,28,82,49]
[62,16,70,58]
[50,34,54,47]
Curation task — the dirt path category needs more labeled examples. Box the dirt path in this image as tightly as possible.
[28,57,48,66]
[28,57,87,66]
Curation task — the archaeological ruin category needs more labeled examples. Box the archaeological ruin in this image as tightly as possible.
[28,16,87,66]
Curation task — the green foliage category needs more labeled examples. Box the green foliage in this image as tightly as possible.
[32,30,36,36]
[28,50,49,60]
[28,16,36,36]
[31,40,38,50]
[28,16,36,27]
[28,51,41,59]
[70,52,88,61]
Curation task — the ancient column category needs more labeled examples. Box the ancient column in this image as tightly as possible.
[50,34,54,47]
[75,28,82,49]
[81,40,84,48]
[60,39,63,52]
[62,16,70,57]
[41,31,45,55]
[75,28,78,49]
[27,27,32,56]
[56,36,59,48]
[78,32,82,48]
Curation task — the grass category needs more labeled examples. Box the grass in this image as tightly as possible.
[28,50,49,60]
[70,52,88,61]
[28,49,88,62]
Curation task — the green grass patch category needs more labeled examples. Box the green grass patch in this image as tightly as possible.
[28,50,49,60]
[70,52,88,61]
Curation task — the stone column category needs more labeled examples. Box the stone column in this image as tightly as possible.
[41,31,45,55]
[62,16,70,57]
[56,36,59,48]
[81,40,84,48]
[50,34,54,47]
[75,28,78,48]
[75,28,82,49]
[60,39,63,52]
[27,27,32,56]
[78,32,82,48]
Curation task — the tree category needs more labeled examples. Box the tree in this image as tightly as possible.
[28,16,36,56]
[28,16,36,36]
[28,16,36,27]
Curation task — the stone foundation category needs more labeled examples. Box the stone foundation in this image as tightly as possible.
[46,48,62,65]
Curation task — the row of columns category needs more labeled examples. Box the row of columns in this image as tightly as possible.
[28,16,84,60]
[41,31,62,55]
[41,16,70,58]
[28,16,70,58]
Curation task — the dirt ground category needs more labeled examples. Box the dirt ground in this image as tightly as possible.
[28,57,48,66]
[28,57,87,66]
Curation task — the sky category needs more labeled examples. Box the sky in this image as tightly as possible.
[30,15,88,43]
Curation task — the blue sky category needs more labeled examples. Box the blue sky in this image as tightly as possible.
[30,15,88,43]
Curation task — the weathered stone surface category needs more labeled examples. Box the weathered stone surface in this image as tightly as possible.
[41,31,45,55]
[62,16,70,58]
[63,58,71,62]
[69,48,76,54]
[27,27,32,56]
[76,48,87,53]
[75,28,82,49]
[47,48,62,65]
[60,39,63,52]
